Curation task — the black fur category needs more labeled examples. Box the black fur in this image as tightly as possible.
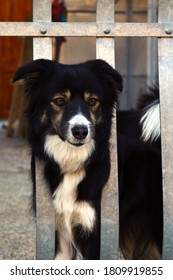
[118,86,162,259]
[118,134,163,259]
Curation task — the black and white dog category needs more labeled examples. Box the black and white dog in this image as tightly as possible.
[13,59,122,260]
[13,60,163,260]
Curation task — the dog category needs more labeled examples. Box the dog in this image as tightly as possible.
[13,59,122,260]
[13,60,163,260]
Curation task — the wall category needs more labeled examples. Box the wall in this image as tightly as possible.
[0,0,32,119]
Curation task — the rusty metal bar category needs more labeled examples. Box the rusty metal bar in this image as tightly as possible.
[96,0,119,260]
[158,0,173,260]
[1,22,173,37]
[33,0,55,260]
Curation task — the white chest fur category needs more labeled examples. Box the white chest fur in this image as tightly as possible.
[44,135,95,173]
[44,135,96,259]
[53,169,96,259]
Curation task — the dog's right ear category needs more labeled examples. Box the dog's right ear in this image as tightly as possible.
[12,59,56,92]
[86,59,123,105]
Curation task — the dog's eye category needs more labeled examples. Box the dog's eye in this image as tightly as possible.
[87,98,98,107]
[53,97,66,107]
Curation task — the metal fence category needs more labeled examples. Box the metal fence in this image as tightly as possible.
[0,0,173,259]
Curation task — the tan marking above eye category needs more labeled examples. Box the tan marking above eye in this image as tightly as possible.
[53,90,71,101]
[51,90,71,107]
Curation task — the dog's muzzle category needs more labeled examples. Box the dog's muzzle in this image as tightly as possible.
[67,114,94,145]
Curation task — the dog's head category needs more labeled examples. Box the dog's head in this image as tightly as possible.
[13,59,122,151]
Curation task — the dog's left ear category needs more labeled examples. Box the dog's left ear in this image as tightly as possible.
[86,59,123,102]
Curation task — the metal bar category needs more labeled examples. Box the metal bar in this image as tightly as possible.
[96,0,119,260]
[33,0,52,59]
[35,160,55,260]
[67,10,148,15]
[126,0,132,109]
[33,0,55,260]
[158,0,173,260]
[0,22,173,37]
[147,0,157,85]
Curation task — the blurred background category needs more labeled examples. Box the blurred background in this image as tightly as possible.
[0,0,158,259]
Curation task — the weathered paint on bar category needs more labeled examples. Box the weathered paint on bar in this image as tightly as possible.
[96,0,119,260]
[33,0,55,260]
[0,22,173,37]
[158,0,173,260]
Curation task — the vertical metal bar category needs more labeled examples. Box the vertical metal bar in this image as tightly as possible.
[33,0,52,59]
[96,0,115,66]
[147,0,157,85]
[35,160,55,260]
[33,0,55,260]
[126,0,132,108]
[158,0,173,260]
[96,0,119,259]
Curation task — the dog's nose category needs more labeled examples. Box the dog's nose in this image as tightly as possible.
[72,125,88,140]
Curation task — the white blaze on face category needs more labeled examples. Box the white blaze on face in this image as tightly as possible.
[69,114,91,127]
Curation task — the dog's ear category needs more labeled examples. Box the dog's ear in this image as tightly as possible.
[12,59,56,92]
[86,59,123,102]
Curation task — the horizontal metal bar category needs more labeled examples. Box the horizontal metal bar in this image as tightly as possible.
[0,22,173,37]
[68,10,147,15]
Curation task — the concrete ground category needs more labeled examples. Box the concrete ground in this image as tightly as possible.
[0,127,36,259]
